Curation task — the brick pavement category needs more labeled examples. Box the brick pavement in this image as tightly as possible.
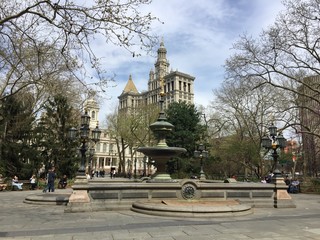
[0,189,320,240]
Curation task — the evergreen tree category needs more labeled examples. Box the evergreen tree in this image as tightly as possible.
[165,101,206,177]
[166,101,205,156]
[0,92,38,178]
[40,94,78,178]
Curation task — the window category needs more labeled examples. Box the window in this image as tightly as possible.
[91,111,95,120]
[96,143,100,153]
[107,158,111,166]
[111,158,116,166]
[98,157,104,168]
[109,144,114,153]
[103,143,107,152]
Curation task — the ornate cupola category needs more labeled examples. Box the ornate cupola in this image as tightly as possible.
[155,40,170,79]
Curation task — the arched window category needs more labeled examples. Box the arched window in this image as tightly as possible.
[91,111,95,120]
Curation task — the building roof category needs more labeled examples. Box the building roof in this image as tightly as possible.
[165,70,195,80]
[122,75,139,95]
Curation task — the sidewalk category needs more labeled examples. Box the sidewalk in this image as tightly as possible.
[0,189,320,239]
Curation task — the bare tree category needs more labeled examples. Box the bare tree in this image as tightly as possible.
[0,0,158,102]
[225,0,320,134]
[105,103,158,174]
[224,0,320,176]
[208,78,289,178]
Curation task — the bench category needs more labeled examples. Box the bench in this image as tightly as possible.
[0,176,6,191]
[11,180,32,191]
[0,183,7,191]
[224,178,237,183]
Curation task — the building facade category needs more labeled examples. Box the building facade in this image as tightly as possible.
[84,97,154,177]
[118,41,195,112]
[86,41,195,176]
[298,75,320,176]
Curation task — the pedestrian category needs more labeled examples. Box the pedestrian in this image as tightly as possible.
[58,175,67,189]
[12,176,23,190]
[266,171,273,183]
[29,175,37,190]
[86,172,91,180]
[47,167,56,192]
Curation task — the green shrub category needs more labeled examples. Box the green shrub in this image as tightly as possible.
[300,177,320,193]
[310,178,320,192]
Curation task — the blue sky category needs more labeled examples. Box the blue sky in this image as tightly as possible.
[97,0,285,122]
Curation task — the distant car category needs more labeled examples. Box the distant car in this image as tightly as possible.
[190,175,198,179]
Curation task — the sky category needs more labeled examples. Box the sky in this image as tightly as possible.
[96,0,285,123]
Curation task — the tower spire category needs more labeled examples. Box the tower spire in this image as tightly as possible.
[155,40,169,79]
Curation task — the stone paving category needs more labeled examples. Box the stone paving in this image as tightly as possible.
[0,189,320,240]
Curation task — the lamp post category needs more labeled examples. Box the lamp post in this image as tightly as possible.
[143,155,147,177]
[111,150,118,168]
[88,147,95,178]
[261,123,286,178]
[127,159,132,178]
[68,111,101,177]
[194,144,208,180]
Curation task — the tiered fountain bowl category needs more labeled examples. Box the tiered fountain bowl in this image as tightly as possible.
[137,99,186,181]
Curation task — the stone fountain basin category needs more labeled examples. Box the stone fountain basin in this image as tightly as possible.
[137,146,187,180]
[137,146,186,158]
[131,199,253,218]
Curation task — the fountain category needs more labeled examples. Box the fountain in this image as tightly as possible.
[137,79,186,181]
[30,79,295,214]
[24,80,296,214]
[132,79,253,217]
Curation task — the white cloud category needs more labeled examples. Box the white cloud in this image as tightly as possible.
[96,0,285,120]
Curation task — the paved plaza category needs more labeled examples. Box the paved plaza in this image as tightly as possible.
[0,189,320,240]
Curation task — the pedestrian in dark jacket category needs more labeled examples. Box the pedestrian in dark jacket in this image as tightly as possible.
[47,167,56,192]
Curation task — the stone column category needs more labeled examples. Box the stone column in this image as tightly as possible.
[273,176,295,208]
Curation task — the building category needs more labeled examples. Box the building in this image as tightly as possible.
[118,41,195,112]
[298,75,320,176]
[81,98,117,176]
[283,139,301,176]
[84,97,154,177]
[85,41,195,176]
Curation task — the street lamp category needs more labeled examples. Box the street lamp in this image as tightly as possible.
[143,155,147,177]
[127,159,132,178]
[68,110,101,177]
[194,143,208,180]
[261,123,286,178]
[88,147,95,177]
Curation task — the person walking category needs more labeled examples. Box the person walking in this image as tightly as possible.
[47,167,56,192]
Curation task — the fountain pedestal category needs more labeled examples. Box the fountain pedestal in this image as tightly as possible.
[137,89,186,181]
[138,147,186,181]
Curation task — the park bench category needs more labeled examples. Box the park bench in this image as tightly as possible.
[0,175,7,191]
[0,183,7,191]
[224,178,237,183]
[11,179,32,191]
